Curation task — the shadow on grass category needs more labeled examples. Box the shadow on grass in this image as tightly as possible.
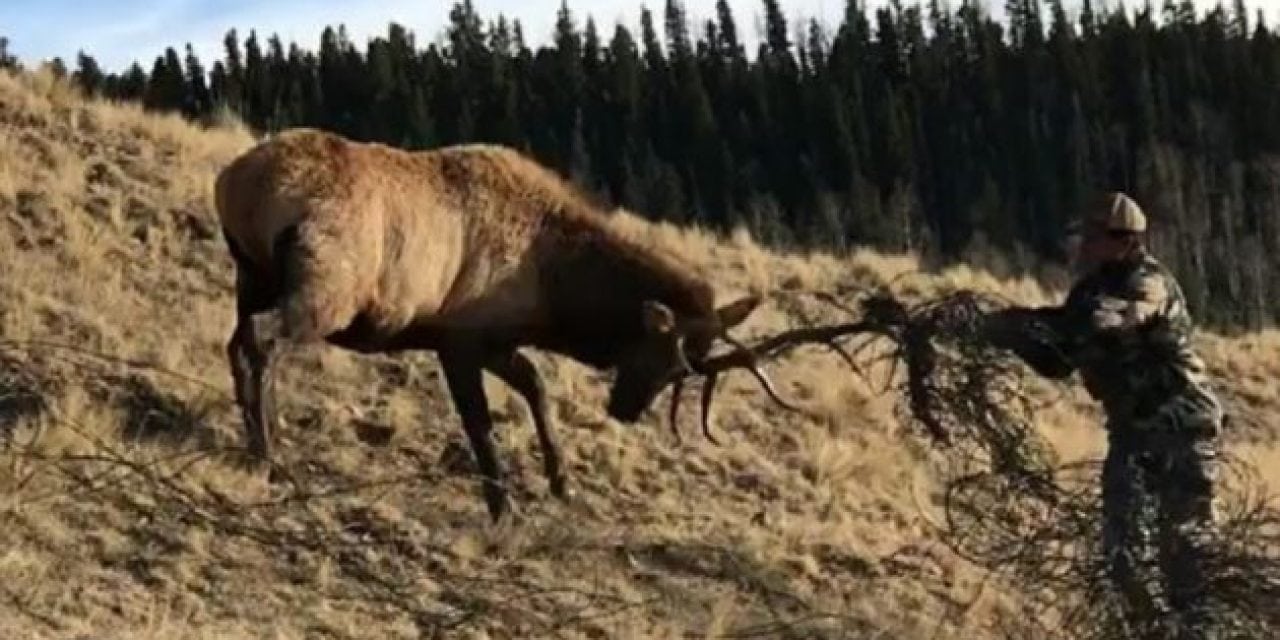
[116,374,220,450]
[0,353,49,444]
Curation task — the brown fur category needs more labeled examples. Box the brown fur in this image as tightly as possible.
[214,128,744,520]
[215,128,715,356]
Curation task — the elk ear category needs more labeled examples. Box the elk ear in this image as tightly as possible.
[716,295,761,329]
[642,300,677,334]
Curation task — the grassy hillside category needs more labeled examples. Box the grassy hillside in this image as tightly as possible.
[0,67,1277,640]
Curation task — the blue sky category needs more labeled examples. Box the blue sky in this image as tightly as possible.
[2,0,845,72]
[2,0,1276,73]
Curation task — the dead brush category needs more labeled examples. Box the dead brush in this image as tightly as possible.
[713,281,1062,484]
[944,454,1280,640]
[754,282,1280,640]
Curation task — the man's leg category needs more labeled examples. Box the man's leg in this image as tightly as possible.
[1103,435,1164,635]
[1154,395,1224,638]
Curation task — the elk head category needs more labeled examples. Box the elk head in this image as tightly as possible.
[606,295,763,423]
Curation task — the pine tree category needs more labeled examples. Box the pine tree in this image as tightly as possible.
[367,38,398,142]
[183,44,211,119]
[46,57,68,79]
[0,37,17,70]
[73,51,105,96]
[318,26,345,130]
[118,63,149,101]
[763,0,793,59]
[603,24,645,207]
[242,31,267,128]
[480,16,520,147]
[144,48,186,112]
[716,0,743,61]
[444,1,487,143]
[221,29,246,114]
[639,5,670,196]
[550,1,587,177]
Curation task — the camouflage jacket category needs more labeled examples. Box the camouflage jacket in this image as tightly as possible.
[988,249,1215,425]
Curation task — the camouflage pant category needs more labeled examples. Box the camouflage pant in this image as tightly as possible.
[1103,388,1224,639]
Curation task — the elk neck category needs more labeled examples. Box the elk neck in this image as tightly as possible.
[530,211,716,368]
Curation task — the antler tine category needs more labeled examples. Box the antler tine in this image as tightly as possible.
[744,364,804,412]
[719,333,804,409]
[668,376,685,445]
[836,337,881,389]
[717,331,754,354]
[674,335,697,377]
[688,293,909,437]
[850,332,883,358]
[693,318,889,419]
[699,372,723,446]
[740,320,883,362]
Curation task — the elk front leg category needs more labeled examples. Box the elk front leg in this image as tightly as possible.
[486,350,566,499]
[440,349,509,521]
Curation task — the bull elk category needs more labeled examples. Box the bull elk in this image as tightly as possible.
[214,128,867,520]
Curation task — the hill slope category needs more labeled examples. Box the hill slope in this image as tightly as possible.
[1,68,1278,640]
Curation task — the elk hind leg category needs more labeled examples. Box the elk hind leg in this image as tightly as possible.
[486,350,566,499]
[227,307,283,461]
[226,225,356,462]
[225,240,285,462]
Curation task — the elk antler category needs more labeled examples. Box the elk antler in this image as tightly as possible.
[667,317,897,444]
[666,371,726,446]
[706,332,805,412]
[668,376,685,444]
[667,288,919,445]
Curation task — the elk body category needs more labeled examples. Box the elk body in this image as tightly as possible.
[213,127,793,520]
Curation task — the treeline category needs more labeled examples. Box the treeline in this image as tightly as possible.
[9,0,1280,329]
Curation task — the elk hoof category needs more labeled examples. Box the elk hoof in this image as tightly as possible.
[266,465,291,485]
[232,443,270,472]
[248,443,270,461]
[353,420,395,446]
[549,475,570,500]
[482,481,511,522]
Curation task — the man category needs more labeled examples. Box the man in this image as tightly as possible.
[983,191,1224,639]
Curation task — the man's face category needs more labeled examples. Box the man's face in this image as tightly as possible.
[1068,227,1129,273]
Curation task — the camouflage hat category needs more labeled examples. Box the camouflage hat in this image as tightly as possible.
[1071,191,1147,234]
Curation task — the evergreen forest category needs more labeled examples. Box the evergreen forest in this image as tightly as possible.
[4,0,1279,328]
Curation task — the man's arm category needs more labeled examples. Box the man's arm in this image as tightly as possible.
[1082,268,1170,334]
[982,305,1077,379]
[986,263,1174,376]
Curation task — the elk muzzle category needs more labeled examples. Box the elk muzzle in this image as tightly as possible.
[607,336,697,423]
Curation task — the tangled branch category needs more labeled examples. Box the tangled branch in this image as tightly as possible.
[776,283,1280,640]
[758,284,1062,482]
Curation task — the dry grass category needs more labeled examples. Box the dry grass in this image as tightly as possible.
[0,68,1277,639]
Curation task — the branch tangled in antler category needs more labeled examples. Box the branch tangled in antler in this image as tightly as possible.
[680,281,1058,480]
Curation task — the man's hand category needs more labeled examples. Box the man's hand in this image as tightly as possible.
[982,306,1060,347]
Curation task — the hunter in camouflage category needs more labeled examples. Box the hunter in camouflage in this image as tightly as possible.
[984,191,1224,639]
